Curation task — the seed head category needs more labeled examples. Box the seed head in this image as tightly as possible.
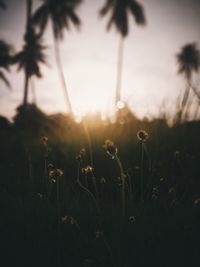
[49,168,64,181]
[137,130,149,142]
[193,198,200,205]
[129,216,136,224]
[48,163,54,170]
[82,165,93,174]
[100,177,106,184]
[61,215,76,225]
[95,230,104,239]
[104,139,118,159]
[41,136,48,145]
[168,187,176,194]
[76,148,86,162]
[174,150,180,158]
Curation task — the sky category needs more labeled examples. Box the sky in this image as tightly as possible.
[0,0,200,120]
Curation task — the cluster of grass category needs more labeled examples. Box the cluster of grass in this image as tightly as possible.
[0,104,200,267]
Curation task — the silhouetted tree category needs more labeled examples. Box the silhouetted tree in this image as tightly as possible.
[177,43,200,120]
[0,40,13,89]
[100,0,146,107]
[0,1,13,88]
[13,0,46,106]
[33,0,82,114]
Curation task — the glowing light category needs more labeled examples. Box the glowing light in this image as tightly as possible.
[74,114,82,123]
[117,100,125,110]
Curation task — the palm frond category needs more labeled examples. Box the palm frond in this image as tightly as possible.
[129,0,146,25]
[13,27,47,78]
[177,43,200,79]
[33,0,82,40]
[32,5,49,36]
[0,40,13,69]
[100,0,146,37]
[65,7,81,29]
[0,70,11,88]
[100,0,114,16]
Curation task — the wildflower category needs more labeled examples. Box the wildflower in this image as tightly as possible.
[174,150,180,158]
[49,168,64,182]
[168,187,176,194]
[100,177,106,184]
[76,148,86,161]
[193,198,200,205]
[152,187,159,194]
[48,163,54,170]
[129,216,136,224]
[104,139,118,159]
[41,136,48,145]
[54,168,64,177]
[95,230,104,239]
[82,165,93,174]
[61,215,76,225]
[137,130,149,142]
[37,193,43,199]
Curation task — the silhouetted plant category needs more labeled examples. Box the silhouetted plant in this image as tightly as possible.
[33,0,82,114]
[100,0,146,107]
[176,43,200,121]
[13,0,47,106]
[0,40,13,89]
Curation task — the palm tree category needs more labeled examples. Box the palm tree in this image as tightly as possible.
[0,1,13,88]
[32,0,82,114]
[0,40,13,89]
[176,43,200,120]
[100,0,146,107]
[13,0,47,106]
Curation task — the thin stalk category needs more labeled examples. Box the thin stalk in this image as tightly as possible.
[140,142,144,203]
[57,178,61,267]
[84,173,88,188]
[116,155,126,224]
[83,118,93,166]
[76,163,100,216]
[28,152,33,195]
[127,169,133,200]
[143,143,151,172]
[92,174,98,200]
[43,145,49,197]
[102,235,116,267]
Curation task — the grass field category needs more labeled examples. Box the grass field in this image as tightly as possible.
[0,104,200,267]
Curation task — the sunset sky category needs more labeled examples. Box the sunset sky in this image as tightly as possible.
[0,0,200,120]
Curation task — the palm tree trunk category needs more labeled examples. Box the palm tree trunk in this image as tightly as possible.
[22,0,32,106]
[23,73,29,106]
[30,78,37,105]
[179,80,191,122]
[53,35,73,114]
[115,36,124,106]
